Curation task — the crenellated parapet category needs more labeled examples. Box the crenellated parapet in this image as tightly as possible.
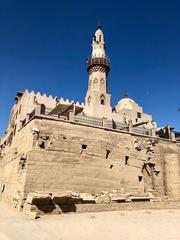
[23,89,84,108]
[0,89,84,148]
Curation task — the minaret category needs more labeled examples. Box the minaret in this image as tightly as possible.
[83,22,112,119]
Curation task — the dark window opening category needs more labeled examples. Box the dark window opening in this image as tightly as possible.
[101,99,105,105]
[80,144,87,154]
[99,35,101,41]
[106,150,110,159]
[21,159,26,170]
[137,112,141,118]
[125,156,129,165]
[100,95,105,105]
[39,141,45,149]
[1,184,5,193]
[155,170,160,176]
[138,176,143,182]
[136,118,138,123]
[82,144,87,149]
[40,104,46,114]
[110,164,113,169]
[87,96,91,105]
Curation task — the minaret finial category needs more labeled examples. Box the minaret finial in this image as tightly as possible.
[98,17,102,29]
[124,90,128,98]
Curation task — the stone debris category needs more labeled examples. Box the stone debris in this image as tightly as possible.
[79,193,96,203]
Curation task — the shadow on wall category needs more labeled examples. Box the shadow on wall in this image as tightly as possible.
[59,204,77,213]
[36,203,77,214]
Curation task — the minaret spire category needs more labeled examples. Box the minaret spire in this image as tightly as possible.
[97,17,102,29]
[124,90,128,98]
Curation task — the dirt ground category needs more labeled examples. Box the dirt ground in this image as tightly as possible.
[0,202,180,240]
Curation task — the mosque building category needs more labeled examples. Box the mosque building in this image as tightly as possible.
[0,23,179,216]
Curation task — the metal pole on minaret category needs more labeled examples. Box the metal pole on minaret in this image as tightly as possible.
[98,17,102,29]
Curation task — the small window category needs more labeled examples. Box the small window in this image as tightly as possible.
[138,176,143,182]
[39,141,45,149]
[80,144,87,154]
[100,95,105,105]
[93,78,98,91]
[137,112,141,118]
[87,96,91,105]
[82,144,87,149]
[106,150,110,159]
[99,35,101,42]
[100,78,104,84]
[125,156,129,165]
[41,104,46,114]
[110,164,113,169]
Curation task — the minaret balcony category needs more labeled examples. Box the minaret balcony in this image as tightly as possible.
[87,57,110,72]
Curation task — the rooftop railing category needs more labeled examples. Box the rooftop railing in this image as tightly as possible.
[19,104,176,141]
[132,127,151,136]
[74,115,102,127]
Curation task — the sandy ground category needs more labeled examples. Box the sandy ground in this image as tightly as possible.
[0,203,180,240]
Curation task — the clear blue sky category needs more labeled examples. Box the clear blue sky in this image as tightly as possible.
[0,0,179,137]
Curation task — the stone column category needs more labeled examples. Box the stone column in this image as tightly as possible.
[19,120,23,129]
[25,113,30,123]
[164,153,180,199]
[35,104,42,115]
[151,128,156,137]
[69,110,74,122]
[149,164,156,190]
[128,123,133,133]
[102,118,108,128]
[170,131,176,141]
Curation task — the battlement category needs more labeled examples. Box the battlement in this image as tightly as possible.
[23,89,84,107]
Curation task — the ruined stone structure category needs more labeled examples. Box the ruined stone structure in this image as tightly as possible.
[0,23,180,216]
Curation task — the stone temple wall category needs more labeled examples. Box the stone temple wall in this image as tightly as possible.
[0,120,35,208]
[0,117,180,213]
[24,120,162,195]
[24,119,180,198]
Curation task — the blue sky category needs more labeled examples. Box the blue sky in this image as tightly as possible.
[0,0,179,137]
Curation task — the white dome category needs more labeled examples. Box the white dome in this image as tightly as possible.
[115,98,138,111]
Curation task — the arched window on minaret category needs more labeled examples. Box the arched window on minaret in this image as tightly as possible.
[87,96,91,106]
[93,78,98,91]
[100,78,104,84]
[100,94,105,105]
